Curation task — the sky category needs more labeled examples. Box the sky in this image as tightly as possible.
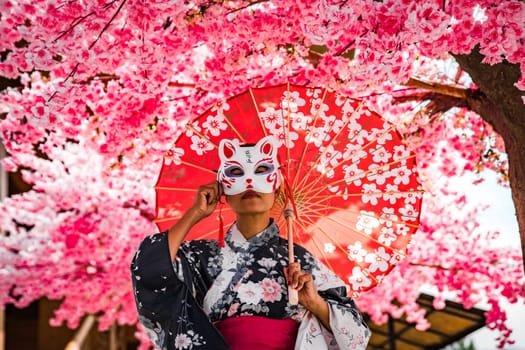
[448,171,525,350]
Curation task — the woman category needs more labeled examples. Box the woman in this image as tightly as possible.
[131,136,371,349]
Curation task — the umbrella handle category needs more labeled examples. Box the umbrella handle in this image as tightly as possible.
[288,286,299,306]
[285,208,299,305]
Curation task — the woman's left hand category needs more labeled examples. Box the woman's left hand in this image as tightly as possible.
[285,262,324,311]
[285,262,332,331]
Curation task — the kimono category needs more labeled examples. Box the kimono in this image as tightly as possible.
[131,220,371,350]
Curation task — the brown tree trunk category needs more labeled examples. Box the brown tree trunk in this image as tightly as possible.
[452,47,525,270]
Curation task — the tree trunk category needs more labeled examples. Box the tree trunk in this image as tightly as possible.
[452,47,525,270]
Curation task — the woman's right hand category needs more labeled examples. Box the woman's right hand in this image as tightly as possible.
[168,181,223,261]
[188,181,223,222]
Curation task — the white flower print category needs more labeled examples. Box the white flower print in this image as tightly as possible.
[320,145,343,167]
[310,98,329,117]
[355,106,373,119]
[272,128,299,148]
[367,163,390,185]
[383,184,400,204]
[258,257,277,269]
[324,242,336,254]
[259,107,284,131]
[346,116,361,130]
[316,160,334,178]
[347,241,367,262]
[211,100,230,113]
[390,250,404,265]
[321,114,344,133]
[305,127,329,147]
[378,227,396,246]
[380,207,398,227]
[334,92,349,107]
[393,164,412,185]
[376,131,394,145]
[366,126,386,142]
[281,90,305,112]
[290,111,311,130]
[164,147,184,165]
[190,135,213,155]
[184,121,202,137]
[237,281,263,304]
[202,114,227,136]
[348,266,372,291]
[362,183,381,205]
[306,87,322,98]
[392,144,410,160]
[372,146,392,163]
[354,128,370,145]
[365,247,390,273]
[347,119,366,144]
[356,210,380,235]
[342,143,367,164]
[174,333,192,349]
[328,185,344,198]
[343,163,364,186]
[404,191,421,204]
[399,203,418,221]
[396,223,410,236]
[341,97,358,115]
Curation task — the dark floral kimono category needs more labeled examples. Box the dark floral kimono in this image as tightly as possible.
[131,220,370,350]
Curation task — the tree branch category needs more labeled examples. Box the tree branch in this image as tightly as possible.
[404,77,469,99]
[89,0,127,50]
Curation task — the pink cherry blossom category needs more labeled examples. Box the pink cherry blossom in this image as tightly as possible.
[0,1,523,348]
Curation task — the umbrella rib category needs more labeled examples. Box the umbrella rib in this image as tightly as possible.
[174,159,218,175]
[185,123,218,148]
[306,223,352,259]
[294,218,338,273]
[249,87,268,137]
[301,215,398,288]
[302,202,420,230]
[297,123,397,194]
[154,216,183,223]
[288,215,308,247]
[154,186,198,191]
[290,87,329,189]
[219,103,246,143]
[306,189,424,200]
[296,220,380,287]
[294,101,366,191]
[300,199,421,225]
[301,152,418,201]
[285,83,292,180]
[300,209,410,257]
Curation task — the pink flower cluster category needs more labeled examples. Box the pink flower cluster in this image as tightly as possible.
[0,143,158,331]
[356,185,524,347]
[0,0,523,348]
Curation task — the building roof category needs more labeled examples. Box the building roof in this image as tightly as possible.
[365,293,487,350]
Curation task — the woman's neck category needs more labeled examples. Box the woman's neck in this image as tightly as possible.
[236,213,271,239]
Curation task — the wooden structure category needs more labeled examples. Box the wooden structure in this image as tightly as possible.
[365,293,487,350]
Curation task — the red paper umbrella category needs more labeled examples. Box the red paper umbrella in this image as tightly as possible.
[155,84,423,297]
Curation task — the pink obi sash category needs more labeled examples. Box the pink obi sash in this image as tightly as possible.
[214,315,299,350]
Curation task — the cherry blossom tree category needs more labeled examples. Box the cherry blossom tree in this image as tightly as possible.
[0,0,524,348]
